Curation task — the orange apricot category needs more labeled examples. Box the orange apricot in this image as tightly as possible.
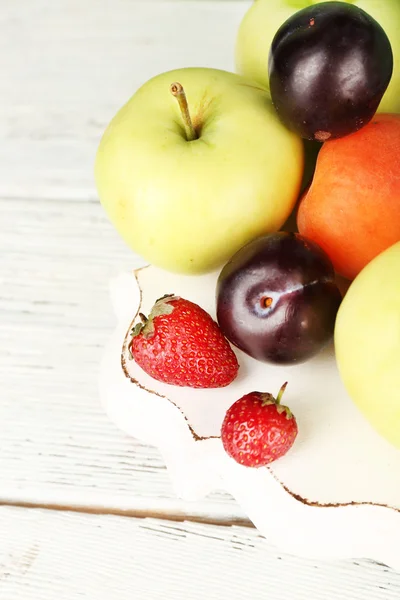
[297,114,400,280]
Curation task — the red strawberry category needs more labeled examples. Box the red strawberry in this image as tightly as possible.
[221,383,298,467]
[129,294,239,388]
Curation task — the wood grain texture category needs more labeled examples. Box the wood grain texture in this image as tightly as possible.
[0,506,399,600]
[0,196,245,518]
[2,0,400,594]
[0,0,249,517]
[0,0,250,200]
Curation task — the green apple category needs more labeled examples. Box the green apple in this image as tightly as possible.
[95,68,303,274]
[236,0,400,114]
[335,242,400,448]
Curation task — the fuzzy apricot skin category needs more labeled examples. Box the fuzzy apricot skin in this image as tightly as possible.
[297,114,400,281]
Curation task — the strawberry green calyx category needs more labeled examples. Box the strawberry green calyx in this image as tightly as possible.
[130,313,148,338]
[130,294,180,339]
[260,382,293,419]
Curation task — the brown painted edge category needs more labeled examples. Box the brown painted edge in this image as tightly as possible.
[267,467,400,514]
[120,266,218,443]
[119,266,399,516]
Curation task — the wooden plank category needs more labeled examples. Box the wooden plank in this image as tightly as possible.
[0,506,399,599]
[0,0,250,200]
[0,196,245,519]
[0,0,253,519]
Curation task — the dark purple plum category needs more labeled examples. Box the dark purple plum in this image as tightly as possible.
[268,2,393,141]
[216,232,342,365]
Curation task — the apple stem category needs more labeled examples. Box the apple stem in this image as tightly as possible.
[170,82,197,142]
[276,382,288,404]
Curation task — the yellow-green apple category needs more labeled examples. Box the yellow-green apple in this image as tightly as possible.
[95,68,303,274]
[236,0,400,114]
[335,241,400,448]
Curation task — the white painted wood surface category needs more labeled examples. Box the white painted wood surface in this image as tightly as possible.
[1,506,400,600]
[0,0,249,518]
[0,0,250,201]
[2,0,400,596]
[0,196,245,520]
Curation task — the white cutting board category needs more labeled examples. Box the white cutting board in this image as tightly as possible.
[99,265,400,569]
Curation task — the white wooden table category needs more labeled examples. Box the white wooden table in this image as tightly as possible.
[1,1,400,597]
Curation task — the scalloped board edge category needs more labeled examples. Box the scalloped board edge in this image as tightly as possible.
[98,268,400,570]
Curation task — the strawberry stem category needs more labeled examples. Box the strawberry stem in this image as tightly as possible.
[139,313,147,325]
[276,382,288,404]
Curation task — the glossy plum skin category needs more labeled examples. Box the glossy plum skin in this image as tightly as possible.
[216,232,342,365]
[268,2,393,141]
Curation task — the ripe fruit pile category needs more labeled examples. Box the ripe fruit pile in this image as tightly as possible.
[98,1,400,461]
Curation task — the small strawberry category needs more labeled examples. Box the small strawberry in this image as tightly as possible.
[221,382,297,467]
[129,294,239,388]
